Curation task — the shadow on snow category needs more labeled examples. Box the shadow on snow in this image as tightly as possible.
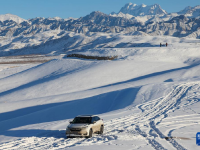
[1,63,200,139]
[0,87,140,138]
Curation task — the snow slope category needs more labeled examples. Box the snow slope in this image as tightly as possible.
[0,36,200,149]
[2,30,200,57]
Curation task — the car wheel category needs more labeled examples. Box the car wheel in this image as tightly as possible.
[99,125,104,134]
[87,128,93,138]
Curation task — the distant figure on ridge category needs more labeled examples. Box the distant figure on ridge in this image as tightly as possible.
[166,43,168,47]
[160,43,162,47]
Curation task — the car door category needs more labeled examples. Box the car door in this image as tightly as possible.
[95,116,102,131]
[91,117,98,133]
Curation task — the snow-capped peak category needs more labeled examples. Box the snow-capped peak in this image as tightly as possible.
[48,17,62,20]
[141,4,147,7]
[132,3,137,7]
[118,3,167,16]
[0,14,26,24]
[178,5,200,18]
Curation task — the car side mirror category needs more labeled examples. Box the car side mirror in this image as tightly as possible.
[93,121,97,124]
[69,121,73,124]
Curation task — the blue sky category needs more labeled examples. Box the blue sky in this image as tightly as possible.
[0,0,199,19]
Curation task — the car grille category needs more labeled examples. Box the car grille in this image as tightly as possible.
[70,128,81,131]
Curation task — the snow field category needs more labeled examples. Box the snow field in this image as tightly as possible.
[0,36,200,149]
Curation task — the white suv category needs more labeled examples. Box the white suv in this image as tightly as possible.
[66,115,104,138]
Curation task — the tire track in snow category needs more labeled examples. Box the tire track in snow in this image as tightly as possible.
[104,82,200,149]
[137,84,192,150]
[0,132,119,149]
[135,125,167,150]
[141,83,200,150]
[149,121,187,150]
[1,82,200,149]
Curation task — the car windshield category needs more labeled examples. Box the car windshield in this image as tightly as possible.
[72,117,92,124]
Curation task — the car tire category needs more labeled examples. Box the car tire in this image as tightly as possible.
[99,125,104,134]
[87,128,93,138]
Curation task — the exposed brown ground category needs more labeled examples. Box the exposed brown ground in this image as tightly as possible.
[67,54,118,60]
[165,137,191,140]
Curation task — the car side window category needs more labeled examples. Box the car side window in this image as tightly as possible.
[91,117,95,123]
[95,116,100,121]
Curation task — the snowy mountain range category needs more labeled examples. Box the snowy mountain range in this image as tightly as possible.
[1,4,200,149]
[0,3,199,56]
[111,3,200,23]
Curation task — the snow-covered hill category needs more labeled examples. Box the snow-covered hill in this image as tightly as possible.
[0,36,200,149]
[1,28,200,57]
